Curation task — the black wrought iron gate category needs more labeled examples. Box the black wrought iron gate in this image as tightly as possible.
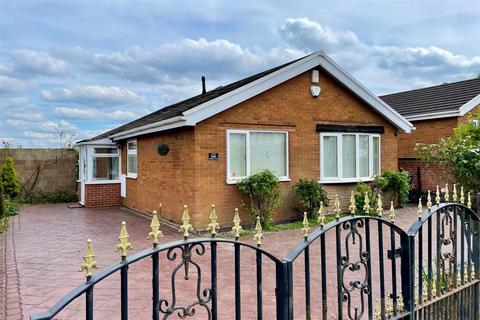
[30,199,480,320]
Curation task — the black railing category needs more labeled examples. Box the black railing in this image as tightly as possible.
[30,199,480,320]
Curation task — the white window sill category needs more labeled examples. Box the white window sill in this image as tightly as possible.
[86,180,121,185]
[319,177,374,184]
[226,177,291,185]
[126,174,137,179]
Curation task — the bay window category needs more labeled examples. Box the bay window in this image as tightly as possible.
[227,130,289,183]
[320,133,380,182]
[127,140,137,178]
[92,147,120,181]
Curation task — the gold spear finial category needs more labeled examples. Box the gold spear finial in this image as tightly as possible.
[389,201,395,223]
[377,194,383,217]
[349,191,356,215]
[179,205,194,238]
[253,216,264,246]
[453,184,458,202]
[116,221,133,258]
[231,208,243,239]
[417,197,423,220]
[460,186,465,204]
[318,201,326,227]
[435,185,441,205]
[148,210,163,246]
[301,212,310,239]
[207,204,220,237]
[334,194,341,219]
[444,183,450,202]
[467,192,472,209]
[363,191,371,214]
[427,190,432,210]
[80,239,98,278]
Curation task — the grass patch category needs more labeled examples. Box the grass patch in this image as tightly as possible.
[0,216,8,234]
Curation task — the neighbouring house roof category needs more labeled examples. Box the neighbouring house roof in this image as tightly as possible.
[78,51,413,144]
[380,78,480,121]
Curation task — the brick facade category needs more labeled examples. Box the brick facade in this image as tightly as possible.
[117,69,401,229]
[84,183,121,207]
[398,104,479,191]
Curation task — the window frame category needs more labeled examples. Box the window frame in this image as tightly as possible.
[126,139,138,179]
[320,132,381,183]
[91,146,120,182]
[226,129,290,184]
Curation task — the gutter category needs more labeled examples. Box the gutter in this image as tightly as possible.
[109,116,187,141]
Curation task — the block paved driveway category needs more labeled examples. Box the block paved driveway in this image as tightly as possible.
[1,203,419,320]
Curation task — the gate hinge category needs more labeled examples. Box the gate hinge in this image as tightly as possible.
[387,248,402,259]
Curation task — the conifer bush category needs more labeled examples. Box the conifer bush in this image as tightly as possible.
[1,156,20,199]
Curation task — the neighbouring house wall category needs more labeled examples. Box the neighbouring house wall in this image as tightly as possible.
[193,69,399,228]
[85,183,121,207]
[120,127,196,224]
[0,148,77,196]
[398,104,479,191]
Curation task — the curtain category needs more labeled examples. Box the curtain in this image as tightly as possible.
[359,135,369,177]
[229,133,247,177]
[323,136,338,178]
[342,135,356,178]
[250,132,286,176]
[128,155,137,174]
[373,136,380,175]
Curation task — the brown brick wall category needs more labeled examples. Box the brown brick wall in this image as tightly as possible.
[192,69,399,228]
[120,128,195,224]
[398,159,450,191]
[85,183,121,207]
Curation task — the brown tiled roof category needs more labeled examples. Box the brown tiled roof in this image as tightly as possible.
[379,78,480,118]
[78,55,308,143]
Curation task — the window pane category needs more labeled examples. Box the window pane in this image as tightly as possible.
[128,142,137,151]
[373,137,380,175]
[250,132,286,176]
[93,156,119,180]
[359,135,369,177]
[229,133,246,177]
[323,136,338,178]
[128,155,137,174]
[94,147,118,154]
[342,135,356,178]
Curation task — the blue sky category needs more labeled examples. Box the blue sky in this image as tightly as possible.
[0,0,479,147]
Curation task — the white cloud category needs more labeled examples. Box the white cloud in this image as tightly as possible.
[11,49,68,76]
[41,85,145,105]
[279,17,480,87]
[54,106,138,121]
[0,75,25,93]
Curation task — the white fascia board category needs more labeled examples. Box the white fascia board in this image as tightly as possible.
[183,53,321,125]
[110,116,186,141]
[318,54,413,133]
[111,118,187,141]
[76,138,116,146]
[406,110,460,121]
[459,93,480,116]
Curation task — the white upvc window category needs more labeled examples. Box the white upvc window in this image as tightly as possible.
[127,140,137,178]
[92,147,120,181]
[227,130,289,183]
[320,133,380,183]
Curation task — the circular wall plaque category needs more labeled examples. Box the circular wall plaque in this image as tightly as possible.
[156,144,169,156]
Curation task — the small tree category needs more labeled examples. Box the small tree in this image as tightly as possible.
[293,179,329,218]
[375,170,411,206]
[2,157,20,199]
[237,170,284,229]
[0,174,5,218]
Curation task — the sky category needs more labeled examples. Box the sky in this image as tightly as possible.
[0,0,479,147]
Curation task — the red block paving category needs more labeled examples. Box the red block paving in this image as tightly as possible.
[1,203,419,320]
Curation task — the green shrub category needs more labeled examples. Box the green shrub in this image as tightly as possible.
[354,182,376,215]
[293,179,329,219]
[0,174,4,218]
[4,197,17,215]
[237,170,284,229]
[20,190,77,204]
[375,170,411,205]
[2,157,20,199]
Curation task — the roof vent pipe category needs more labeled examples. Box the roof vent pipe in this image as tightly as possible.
[201,76,206,94]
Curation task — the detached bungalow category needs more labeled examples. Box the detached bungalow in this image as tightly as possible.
[380,78,480,191]
[77,51,412,228]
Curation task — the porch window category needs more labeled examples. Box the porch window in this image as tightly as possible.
[92,147,119,181]
[227,130,289,183]
[127,140,137,178]
[320,133,380,183]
